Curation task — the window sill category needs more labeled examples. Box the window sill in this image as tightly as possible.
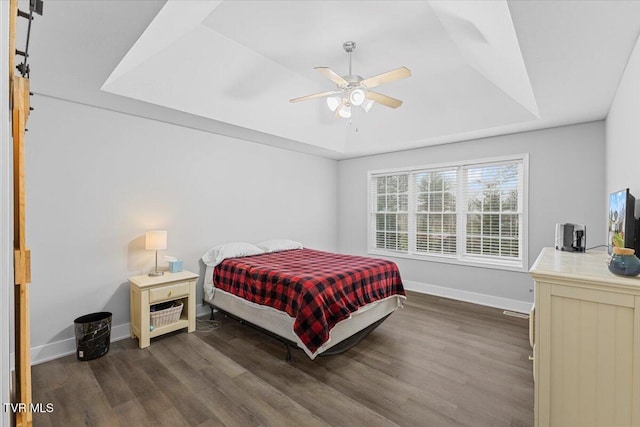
[368,249,527,273]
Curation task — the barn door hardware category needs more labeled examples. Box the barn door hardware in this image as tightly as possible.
[15,0,43,78]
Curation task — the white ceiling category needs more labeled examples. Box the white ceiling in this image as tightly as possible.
[25,0,640,159]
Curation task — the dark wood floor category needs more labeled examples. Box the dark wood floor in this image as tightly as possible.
[31,291,533,426]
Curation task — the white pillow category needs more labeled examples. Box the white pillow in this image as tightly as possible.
[255,239,303,253]
[201,242,264,266]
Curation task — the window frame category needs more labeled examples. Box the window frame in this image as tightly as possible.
[367,154,529,272]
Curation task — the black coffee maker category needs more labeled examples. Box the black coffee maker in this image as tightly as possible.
[555,223,586,252]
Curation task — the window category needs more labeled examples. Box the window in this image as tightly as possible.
[414,169,458,256]
[373,174,409,252]
[368,155,527,270]
[464,163,521,259]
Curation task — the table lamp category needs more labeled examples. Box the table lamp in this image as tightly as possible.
[145,230,167,276]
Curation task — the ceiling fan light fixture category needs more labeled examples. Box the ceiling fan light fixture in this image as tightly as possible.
[291,41,410,119]
[361,98,375,112]
[337,104,352,119]
[349,89,366,106]
[326,96,342,112]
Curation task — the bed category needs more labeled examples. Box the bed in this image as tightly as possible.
[201,241,406,360]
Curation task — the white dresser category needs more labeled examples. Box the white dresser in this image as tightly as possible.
[530,247,640,427]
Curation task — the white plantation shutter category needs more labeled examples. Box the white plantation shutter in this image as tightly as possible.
[369,173,409,252]
[462,160,523,261]
[412,168,457,256]
[368,155,527,271]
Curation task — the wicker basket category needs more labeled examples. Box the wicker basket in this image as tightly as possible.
[150,301,183,328]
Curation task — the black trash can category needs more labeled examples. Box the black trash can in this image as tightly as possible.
[73,312,112,361]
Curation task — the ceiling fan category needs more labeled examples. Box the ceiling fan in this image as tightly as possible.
[289,41,411,119]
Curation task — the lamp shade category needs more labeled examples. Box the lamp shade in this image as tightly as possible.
[337,104,352,119]
[361,98,375,112]
[349,89,365,106]
[145,230,167,251]
[326,96,342,112]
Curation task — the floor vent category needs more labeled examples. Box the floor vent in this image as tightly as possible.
[503,310,529,319]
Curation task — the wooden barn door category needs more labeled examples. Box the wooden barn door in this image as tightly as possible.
[9,0,33,425]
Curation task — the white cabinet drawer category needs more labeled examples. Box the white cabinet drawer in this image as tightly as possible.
[149,281,190,303]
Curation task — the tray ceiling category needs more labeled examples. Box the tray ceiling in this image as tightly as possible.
[27,0,640,159]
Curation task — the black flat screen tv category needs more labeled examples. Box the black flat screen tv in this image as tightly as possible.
[608,188,636,254]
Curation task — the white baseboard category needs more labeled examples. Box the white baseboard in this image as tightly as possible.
[11,303,211,368]
[403,280,532,314]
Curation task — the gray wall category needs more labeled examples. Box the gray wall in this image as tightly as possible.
[338,121,606,305]
[25,95,338,354]
[607,34,640,196]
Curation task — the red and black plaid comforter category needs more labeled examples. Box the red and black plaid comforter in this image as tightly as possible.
[213,248,405,355]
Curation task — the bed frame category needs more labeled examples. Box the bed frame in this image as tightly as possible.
[203,287,403,361]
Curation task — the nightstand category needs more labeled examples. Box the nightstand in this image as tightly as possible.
[129,270,199,348]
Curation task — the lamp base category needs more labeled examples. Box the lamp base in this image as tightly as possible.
[148,271,164,277]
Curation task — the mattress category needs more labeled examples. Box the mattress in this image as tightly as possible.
[209,248,406,357]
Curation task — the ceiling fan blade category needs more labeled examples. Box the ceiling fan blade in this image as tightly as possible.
[366,91,403,109]
[361,67,411,89]
[289,90,341,103]
[315,67,349,87]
